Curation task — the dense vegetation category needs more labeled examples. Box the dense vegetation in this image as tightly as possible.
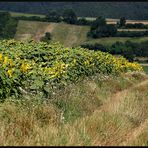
[87,17,148,38]
[0,40,143,101]
[0,2,148,20]
[81,41,148,62]
[0,12,18,39]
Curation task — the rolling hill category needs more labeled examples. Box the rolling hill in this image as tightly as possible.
[0,2,148,20]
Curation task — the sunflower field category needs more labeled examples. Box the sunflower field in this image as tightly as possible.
[0,39,143,101]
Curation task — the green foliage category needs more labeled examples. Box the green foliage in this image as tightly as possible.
[46,10,61,22]
[40,32,51,43]
[88,23,117,38]
[90,16,106,30]
[81,40,148,62]
[119,17,126,28]
[62,9,77,24]
[125,23,148,29]
[0,40,143,101]
[0,11,18,39]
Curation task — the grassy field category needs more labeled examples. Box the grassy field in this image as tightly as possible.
[15,20,148,47]
[85,37,148,46]
[0,72,147,146]
[15,20,90,47]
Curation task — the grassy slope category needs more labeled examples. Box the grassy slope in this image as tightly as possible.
[15,20,148,47]
[15,20,90,47]
[0,72,147,146]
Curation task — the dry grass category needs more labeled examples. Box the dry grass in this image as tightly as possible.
[0,72,147,146]
[15,20,89,47]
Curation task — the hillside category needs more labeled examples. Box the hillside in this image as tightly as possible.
[0,2,148,20]
[15,20,148,47]
[15,20,90,47]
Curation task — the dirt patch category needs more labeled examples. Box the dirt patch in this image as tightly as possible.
[33,23,56,41]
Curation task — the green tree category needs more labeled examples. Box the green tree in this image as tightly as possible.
[91,16,106,30]
[0,11,18,39]
[88,24,117,38]
[0,12,11,36]
[119,17,126,27]
[62,9,77,24]
[46,10,61,22]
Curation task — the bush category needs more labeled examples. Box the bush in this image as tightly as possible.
[76,18,92,26]
[40,32,51,43]
[88,24,117,38]
[45,10,61,22]
[116,31,148,37]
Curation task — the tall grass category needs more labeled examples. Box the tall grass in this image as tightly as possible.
[0,72,147,146]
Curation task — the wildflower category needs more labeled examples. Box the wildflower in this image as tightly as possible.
[3,56,8,65]
[20,63,30,73]
[7,69,13,78]
[9,59,13,67]
[0,54,2,61]
[73,59,76,64]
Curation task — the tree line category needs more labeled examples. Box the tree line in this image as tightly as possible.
[81,41,148,62]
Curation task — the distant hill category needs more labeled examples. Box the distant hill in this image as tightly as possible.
[0,2,148,20]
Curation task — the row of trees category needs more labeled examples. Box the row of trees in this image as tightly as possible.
[46,9,77,24]
[81,41,148,62]
[14,9,92,26]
